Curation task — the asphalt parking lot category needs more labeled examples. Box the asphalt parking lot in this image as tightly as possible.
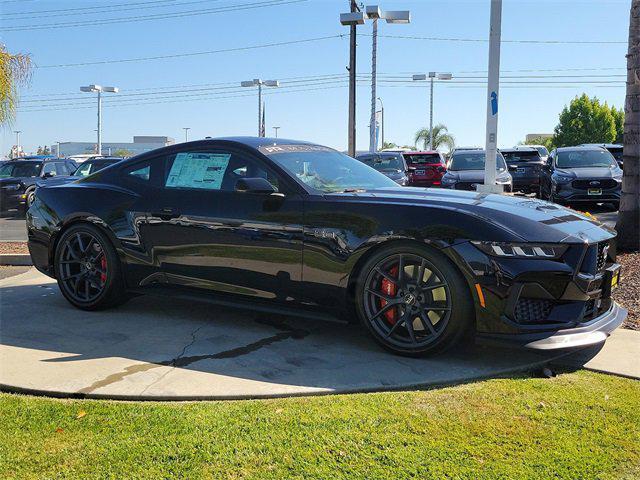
[0,216,28,242]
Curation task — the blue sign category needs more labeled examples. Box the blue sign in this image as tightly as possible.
[491,91,498,115]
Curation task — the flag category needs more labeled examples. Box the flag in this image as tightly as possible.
[260,101,266,137]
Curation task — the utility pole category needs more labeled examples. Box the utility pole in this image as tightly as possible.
[377,97,384,149]
[56,141,61,158]
[477,0,504,195]
[183,127,191,142]
[369,15,378,152]
[348,0,358,157]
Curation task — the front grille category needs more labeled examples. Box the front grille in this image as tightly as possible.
[514,298,554,323]
[572,179,618,190]
[580,241,610,275]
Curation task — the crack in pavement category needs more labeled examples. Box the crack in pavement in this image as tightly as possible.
[78,317,310,395]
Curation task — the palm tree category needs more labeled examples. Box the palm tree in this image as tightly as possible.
[414,124,455,152]
[616,0,639,251]
[0,44,32,126]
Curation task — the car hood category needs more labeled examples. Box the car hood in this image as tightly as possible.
[0,176,32,185]
[446,170,510,182]
[328,187,614,244]
[555,167,618,179]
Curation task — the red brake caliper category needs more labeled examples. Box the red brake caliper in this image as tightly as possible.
[100,255,107,284]
[380,265,398,325]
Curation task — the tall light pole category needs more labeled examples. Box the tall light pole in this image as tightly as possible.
[340,1,363,158]
[13,130,21,158]
[365,5,410,153]
[412,72,452,150]
[273,126,280,138]
[477,0,504,194]
[56,141,61,158]
[80,84,119,155]
[240,79,279,137]
[183,127,191,142]
[377,97,384,149]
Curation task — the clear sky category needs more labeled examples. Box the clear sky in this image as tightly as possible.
[0,0,631,155]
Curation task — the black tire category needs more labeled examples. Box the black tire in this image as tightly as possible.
[54,223,128,311]
[355,243,474,357]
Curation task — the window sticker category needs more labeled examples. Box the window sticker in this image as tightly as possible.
[166,152,231,190]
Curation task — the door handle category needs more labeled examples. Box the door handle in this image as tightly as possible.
[151,207,180,220]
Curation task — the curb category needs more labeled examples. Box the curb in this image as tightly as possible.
[0,254,32,266]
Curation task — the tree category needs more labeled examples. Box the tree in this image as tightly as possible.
[553,94,616,147]
[112,148,133,158]
[381,141,397,150]
[414,124,455,152]
[616,0,639,252]
[611,106,625,144]
[0,44,32,126]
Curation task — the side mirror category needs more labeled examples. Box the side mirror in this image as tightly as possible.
[42,172,56,178]
[235,177,277,194]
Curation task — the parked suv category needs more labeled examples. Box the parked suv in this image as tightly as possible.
[402,151,447,187]
[35,157,124,189]
[0,157,77,213]
[355,152,409,185]
[500,147,544,195]
[580,143,624,168]
[440,149,512,192]
[540,146,622,208]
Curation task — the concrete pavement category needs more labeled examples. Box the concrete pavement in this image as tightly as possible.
[3,268,624,401]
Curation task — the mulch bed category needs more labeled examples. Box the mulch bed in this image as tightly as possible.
[615,252,640,330]
[1,241,638,329]
[0,242,28,255]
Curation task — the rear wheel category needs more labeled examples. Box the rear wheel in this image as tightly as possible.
[55,224,128,311]
[356,244,473,356]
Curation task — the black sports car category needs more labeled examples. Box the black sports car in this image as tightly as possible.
[27,137,626,356]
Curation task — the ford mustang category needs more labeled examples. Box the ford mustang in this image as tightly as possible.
[27,137,626,356]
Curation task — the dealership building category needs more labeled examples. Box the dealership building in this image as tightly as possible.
[52,136,175,157]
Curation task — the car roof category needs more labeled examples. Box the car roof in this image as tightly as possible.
[556,145,606,152]
[580,143,622,148]
[403,150,440,155]
[356,151,403,157]
[500,147,538,153]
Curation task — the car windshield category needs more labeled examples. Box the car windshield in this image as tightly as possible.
[358,155,404,172]
[262,145,398,193]
[501,151,541,163]
[403,153,441,165]
[0,161,41,178]
[449,152,507,171]
[73,160,117,177]
[556,150,616,168]
[534,146,549,157]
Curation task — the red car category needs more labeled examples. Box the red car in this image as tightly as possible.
[402,151,447,187]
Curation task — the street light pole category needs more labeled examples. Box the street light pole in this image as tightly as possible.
[340,2,364,157]
[56,141,61,158]
[13,130,21,158]
[241,79,279,137]
[477,0,504,194]
[377,97,384,149]
[273,126,280,138]
[80,85,118,156]
[412,72,452,150]
[183,127,191,142]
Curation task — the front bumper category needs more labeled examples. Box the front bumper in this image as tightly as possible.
[478,301,627,350]
[554,184,621,203]
[0,190,26,212]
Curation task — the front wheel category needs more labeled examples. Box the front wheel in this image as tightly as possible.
[55,223,128,311]
[356,244,473,356]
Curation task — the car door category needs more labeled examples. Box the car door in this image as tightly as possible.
[136,146,304,304]
[540,150,555,198]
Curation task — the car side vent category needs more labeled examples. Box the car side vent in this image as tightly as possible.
[514,298,554,324]
[580,241,609,275]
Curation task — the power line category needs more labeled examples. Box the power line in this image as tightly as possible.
[2,0,223,20]
[372,33,626,45]
[36,34,343,68]
[0,0,307,32]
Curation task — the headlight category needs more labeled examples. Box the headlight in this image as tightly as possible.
[472,241,568,259]
[552,174,573,184]
[2,183,21,191]
[441,176,457,184]
[495,176,511,185]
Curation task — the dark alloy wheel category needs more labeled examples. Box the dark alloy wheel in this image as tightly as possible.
[26,188,36,208]
[356,245,473,356]
[55,224,127,310]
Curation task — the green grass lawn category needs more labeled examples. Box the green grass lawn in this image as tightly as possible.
[1,371,639,479]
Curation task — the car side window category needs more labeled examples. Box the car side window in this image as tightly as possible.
[55,162,70,175]
[122,160,153,183]
[163,150,281,192]
[42,163,57,176]
[75,162,93,177]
